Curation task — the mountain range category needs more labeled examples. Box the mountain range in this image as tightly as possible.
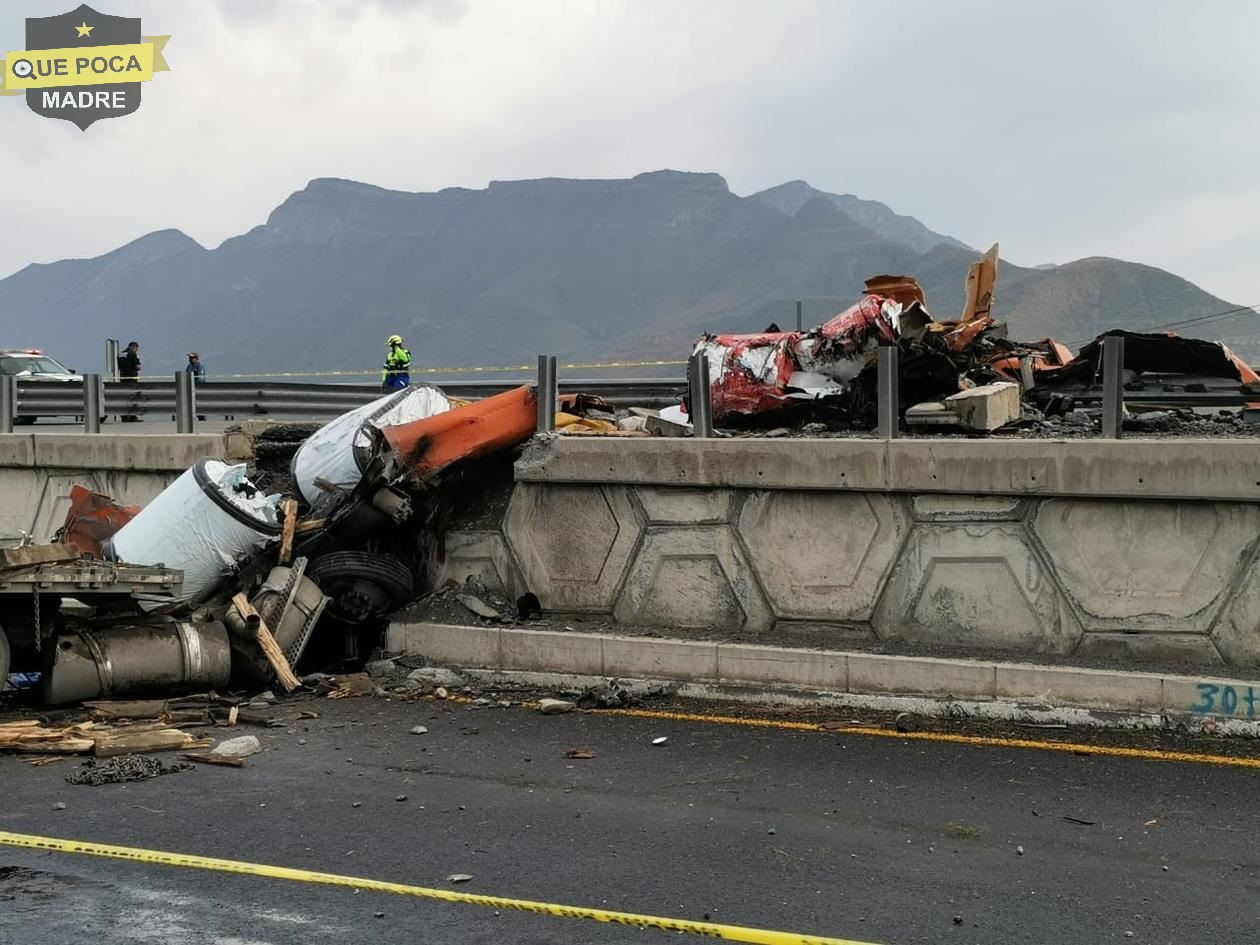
[0,170,1251,377]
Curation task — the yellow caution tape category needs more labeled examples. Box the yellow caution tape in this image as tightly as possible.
[598,708,1260,769]
[0,831,882,945]
[126,359,689,381]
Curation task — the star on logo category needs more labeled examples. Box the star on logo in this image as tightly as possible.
[75,21,93,37]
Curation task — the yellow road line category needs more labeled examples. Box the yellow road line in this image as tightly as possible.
[0,831,881,945]
[596,707,1260,769]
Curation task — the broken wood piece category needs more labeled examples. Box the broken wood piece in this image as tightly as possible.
[15,738,95,754]
[325,673,374,699]
[182,751,244,768]
[0,719,98,754]
[93,730,212,757]
[231,592,300,692]
[165,710,214,726]
[84,699,170,720]
[294,518,328,535]
[211,707,279,728]
[278,497,298,565]
[0,544,79,572]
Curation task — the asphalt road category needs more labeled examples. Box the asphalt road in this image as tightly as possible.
[1,695,1258,945]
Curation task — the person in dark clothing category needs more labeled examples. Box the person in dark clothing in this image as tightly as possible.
[186,352,206,421]
[117,341,141,421]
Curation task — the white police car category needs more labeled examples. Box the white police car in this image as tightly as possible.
[0,348,84,424]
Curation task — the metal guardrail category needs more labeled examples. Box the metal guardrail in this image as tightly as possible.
[0,376,687,432]
[0,353,1251,438]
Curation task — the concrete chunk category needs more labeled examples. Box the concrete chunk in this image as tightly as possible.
[905,402,960,427]
[212,735,262,758]
[944,382,1021,431]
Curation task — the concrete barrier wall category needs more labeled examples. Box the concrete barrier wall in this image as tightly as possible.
[0,433,249,544]
[440,438,1260,670]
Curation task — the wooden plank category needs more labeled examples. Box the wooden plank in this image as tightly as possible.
[14,738,95,754]
[294,518,327,535]
[182,751,244,768]
[278,498,298,565]
[84,700,169,720]
[231,592,301,693]
[93,730,212,757]
[0,544,79,571]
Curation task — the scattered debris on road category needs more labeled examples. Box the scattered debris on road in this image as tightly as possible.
[0,719,210,756]
[538,698,577,715]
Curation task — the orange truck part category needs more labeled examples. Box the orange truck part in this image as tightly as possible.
[379,384,543,480]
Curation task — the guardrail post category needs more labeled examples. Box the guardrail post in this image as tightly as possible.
[687,352,714,438]
[82,374,102,434]
[1100,335,1125,439]
[535,355,557,433]
[175,371,196,433]
[0,376,14,434]
[877,344,899,439]
[105,339,119,380]
[795,299,803,332]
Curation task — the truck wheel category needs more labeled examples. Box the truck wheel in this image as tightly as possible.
[308,551,415,622]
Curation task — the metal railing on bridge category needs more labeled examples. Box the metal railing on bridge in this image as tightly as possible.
[0,338,1239,439]
[0,374,686,434]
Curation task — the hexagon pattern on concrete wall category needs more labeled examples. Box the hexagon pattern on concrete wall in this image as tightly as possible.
[614,526,773,632]
[439,530,524,597]
[505,482,642,611]
[912,495,1024,522]
[737,491,908,621]
[874,522,1081,654]
[635,486,733,524]
[1212,545,1260,667]
[1033,499,1260,633]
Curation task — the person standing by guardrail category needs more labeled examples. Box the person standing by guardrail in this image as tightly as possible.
[118,340,141,422]
[186,352,206,421]
[382,334,412,392]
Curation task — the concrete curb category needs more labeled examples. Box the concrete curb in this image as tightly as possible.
[387,622,1260,731]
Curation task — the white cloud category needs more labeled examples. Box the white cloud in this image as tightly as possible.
[1,0,1258,304]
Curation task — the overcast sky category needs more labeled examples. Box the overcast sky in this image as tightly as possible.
[2,0,1258,308]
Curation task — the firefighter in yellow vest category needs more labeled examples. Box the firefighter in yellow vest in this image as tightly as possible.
[381,334,412,391]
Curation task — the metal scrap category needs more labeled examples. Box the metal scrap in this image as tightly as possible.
[66,754,192,785]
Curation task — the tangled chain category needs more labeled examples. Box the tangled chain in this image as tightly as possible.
[65,754,192,785]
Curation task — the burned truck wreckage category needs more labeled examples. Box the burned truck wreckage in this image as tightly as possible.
[4,242,1260,709]
[0,385,544,706]
[678,244,1260,434]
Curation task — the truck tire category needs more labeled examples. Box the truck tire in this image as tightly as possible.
[308,551,415,621]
